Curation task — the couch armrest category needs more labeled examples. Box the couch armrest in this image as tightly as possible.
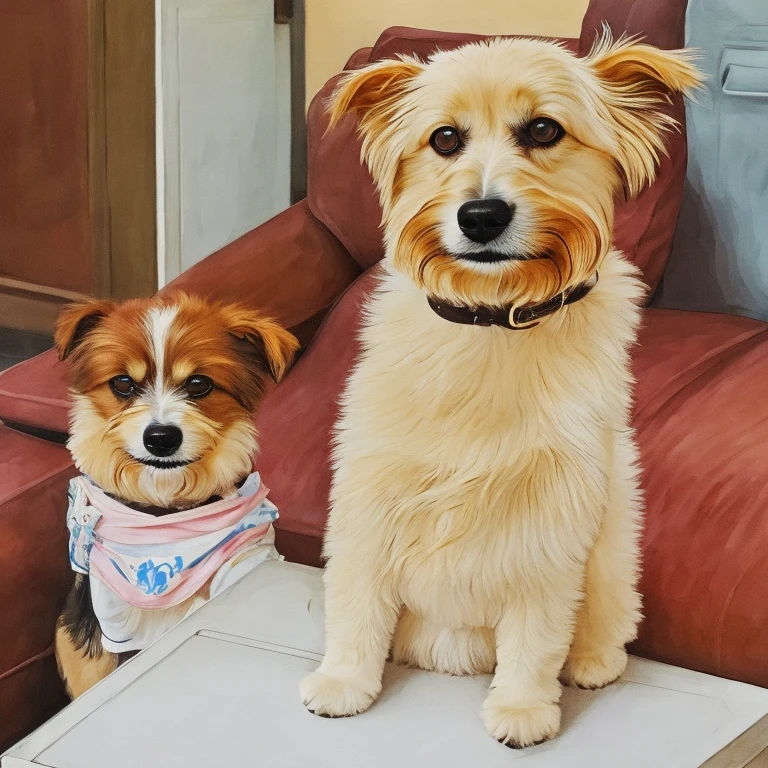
[162,200,361,347]
[0,426,74,748]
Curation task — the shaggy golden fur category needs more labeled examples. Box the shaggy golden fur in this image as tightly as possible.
[54,292,298,698]
[300,33,702,747]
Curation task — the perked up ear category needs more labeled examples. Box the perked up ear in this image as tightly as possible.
[224,308,300,384]
[585,29,704,197]
[54,299,116,361]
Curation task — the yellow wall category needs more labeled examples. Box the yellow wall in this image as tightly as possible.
[305,0,591,109]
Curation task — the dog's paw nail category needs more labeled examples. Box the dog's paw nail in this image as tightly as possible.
[499,736,547,750]
[307,709,342,719]
[561,647,627,690]
[498,738,523,750]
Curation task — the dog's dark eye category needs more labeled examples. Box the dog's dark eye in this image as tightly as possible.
[430,126,462,156]
[109,375,136,398]
[526,118,563,146]
[185,375,214,399]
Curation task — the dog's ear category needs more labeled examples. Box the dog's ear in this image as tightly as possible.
[585,31,703,196]
[54,299,115,361]
[327,58,423,134]
[327,58,423,208]
[224,308,300,384]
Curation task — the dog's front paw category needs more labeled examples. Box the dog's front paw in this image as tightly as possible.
[560,646,627,690]
[481,689,560,749]
[300,670,378,718]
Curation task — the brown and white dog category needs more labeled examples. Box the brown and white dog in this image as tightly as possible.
[54,292,297,698]
[300,34,701,747]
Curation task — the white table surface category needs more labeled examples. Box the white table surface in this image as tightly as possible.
[3,561,768,768]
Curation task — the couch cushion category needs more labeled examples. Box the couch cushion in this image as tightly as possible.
[0,426,75,748]
[307,11,687,293]
[0,349,69,434]
[255,272,768,687]
[630,309,768,686]
[580,0,688,52]
[255,270,380,564]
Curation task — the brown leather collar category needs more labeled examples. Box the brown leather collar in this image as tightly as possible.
[427,274,598,330]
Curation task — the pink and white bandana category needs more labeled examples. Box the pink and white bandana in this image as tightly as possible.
[67,472,280,652]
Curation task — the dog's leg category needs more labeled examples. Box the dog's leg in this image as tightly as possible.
[482,575,584,749]
[561,431,642,690]
[300,551,398,717]
[55,620,117,699]
[55,574,118,699]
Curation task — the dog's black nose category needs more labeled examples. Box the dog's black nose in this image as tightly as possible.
[457,198,514,244]
[143,424,183,457]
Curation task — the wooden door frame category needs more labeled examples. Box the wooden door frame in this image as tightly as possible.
[288,0,307,203]
[89,0,158,302]
[97,0,305,291]
[276,0,306,203]
[2,0,305,333]
[1,0,158,334]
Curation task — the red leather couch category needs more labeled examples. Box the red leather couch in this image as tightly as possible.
[2,0,767,751]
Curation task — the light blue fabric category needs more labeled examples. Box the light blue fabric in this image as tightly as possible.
[655,0,768,320]
[66,479,101,574]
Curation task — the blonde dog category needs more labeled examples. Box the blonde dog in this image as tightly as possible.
[300,33,701,747]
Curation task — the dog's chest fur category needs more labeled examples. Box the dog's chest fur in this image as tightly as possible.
[329,254,642,627]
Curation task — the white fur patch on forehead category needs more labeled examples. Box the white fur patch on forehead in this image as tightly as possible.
[145,306,179,384]
[141,305,188,427]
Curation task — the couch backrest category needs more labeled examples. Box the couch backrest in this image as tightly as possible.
[306,0,689,294]
[655,0,768,321]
